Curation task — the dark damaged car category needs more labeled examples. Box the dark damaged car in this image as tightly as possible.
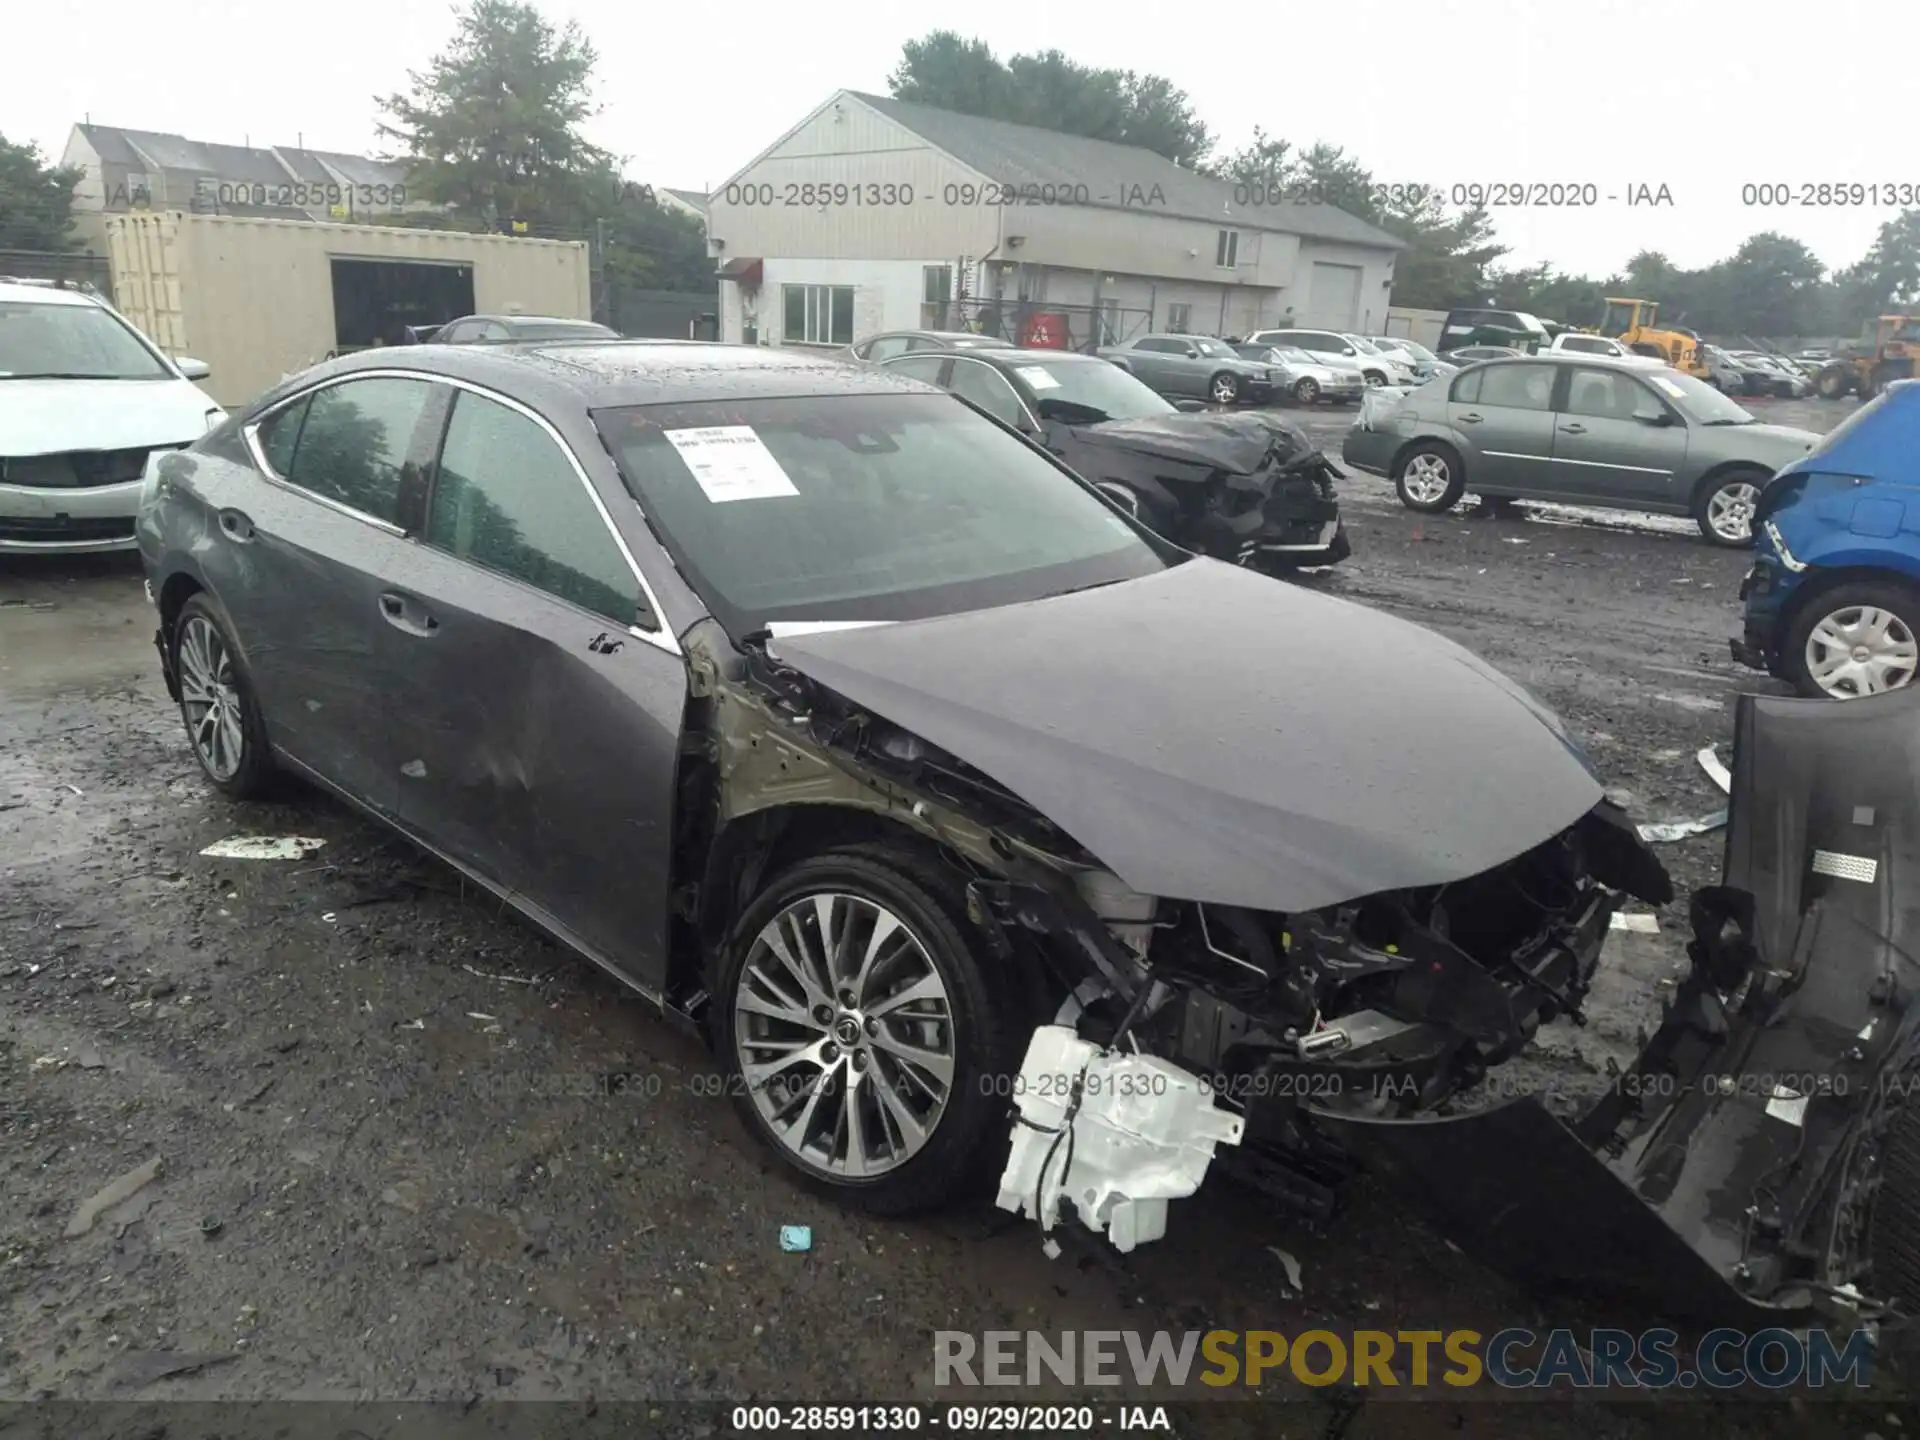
[876,346,1349,570]
[135,341,1671,1254]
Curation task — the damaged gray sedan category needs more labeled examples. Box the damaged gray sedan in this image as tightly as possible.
[135,341,1671,1230]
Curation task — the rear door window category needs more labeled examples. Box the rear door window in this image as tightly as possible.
[881,355,950,385]
[424,389,643,625]
[1476,363,1555,411]
[278,376,434,526]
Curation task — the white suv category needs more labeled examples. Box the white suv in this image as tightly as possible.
[0,279,223,553]
[1242,328,1420,386]
[1543,332,1667,368]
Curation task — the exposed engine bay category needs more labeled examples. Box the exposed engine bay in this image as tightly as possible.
[684,576,1676,1257]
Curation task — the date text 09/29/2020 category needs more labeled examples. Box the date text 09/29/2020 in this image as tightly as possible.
[717,180,1678,210]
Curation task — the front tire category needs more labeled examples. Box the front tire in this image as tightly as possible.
[1784,581,1920,699]
[711,844,1017,1215]
[1393,442,1465,514]
[171,593,276,800]
[1694,469,1766,547]
[1208,372,1243,405]
[1292,376,1320,404]
[1363,370,1387,387]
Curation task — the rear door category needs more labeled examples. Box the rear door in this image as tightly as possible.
[1447,362,1560,493]
[216,372,442,813]
[378,381,687,988]
[1549,366,1690,505]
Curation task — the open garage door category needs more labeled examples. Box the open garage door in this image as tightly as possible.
[1304,262,1362,331]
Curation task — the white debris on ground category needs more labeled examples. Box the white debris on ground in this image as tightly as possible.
[198,836,327,860]
[995,1025,1243,1254]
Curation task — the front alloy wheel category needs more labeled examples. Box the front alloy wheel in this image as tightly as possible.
[713,846,1016,1214]
[734,891,955,1181]
[1210,373,1243,405]
[1292,377,1320,404]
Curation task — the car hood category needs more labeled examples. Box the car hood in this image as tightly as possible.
[1711,420,1820,461]
[0,377,218,456]
[769,559,1604,912]
[1058,411,1319,477]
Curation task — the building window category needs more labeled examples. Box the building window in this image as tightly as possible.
[1215,230,1239,269]
[921,265,953,328]
[782,284,854,346]
[1166,302,1191,333]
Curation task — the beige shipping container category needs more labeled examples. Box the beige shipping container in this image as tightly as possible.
[105,211,591,408]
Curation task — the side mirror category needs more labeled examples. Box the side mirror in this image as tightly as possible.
[176,357,212,380]
[1340,346,1357,355]
[1175,399,1207,413]
[1633,408,1672,426]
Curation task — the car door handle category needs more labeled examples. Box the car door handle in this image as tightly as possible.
[217,509,254,542]
[1559,423,1588,435]
[378,591,439,636]
[1457,412,1483,424]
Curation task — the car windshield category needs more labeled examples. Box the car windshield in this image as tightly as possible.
[0,299,171,380]
[1190,338,1237,359]
[1008,357,1174,422]
[1650,369,1756,424]
[1390,340,1437,362]
[595,393,1169,634]
[1346,336,1383,354]
[1273,347,1319,364]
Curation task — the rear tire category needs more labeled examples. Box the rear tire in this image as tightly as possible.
[170,593,277,800]
[1693,469,1767,547]
[1783,580,1920,699]
[710,844,1019,1216]
[1393,442,1465,514]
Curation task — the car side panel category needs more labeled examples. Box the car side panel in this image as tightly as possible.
[159,438,406,814]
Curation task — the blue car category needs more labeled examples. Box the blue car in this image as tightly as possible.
[1735,380,1920,697]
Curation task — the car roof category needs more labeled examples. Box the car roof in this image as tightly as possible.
[0,279,105,308]
[454,315,611,328]
[863,329,1014,345]
[269,339,936,412]
[1776,379,1919,482]
[963,347,1109,366]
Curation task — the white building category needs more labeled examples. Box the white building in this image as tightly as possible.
[705,91,1404,350]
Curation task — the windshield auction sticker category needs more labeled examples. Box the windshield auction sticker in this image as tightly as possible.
[664,426,800,503]
[1016,365,1062,389]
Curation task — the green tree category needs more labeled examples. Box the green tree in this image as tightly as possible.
[1206,127,1292,191]
[0,135,84,251]
[1838,209,1920,314]
[375,0,608,226]
[569,166,711,293]
[888,31,1211,166]
[1378,191,1507,310]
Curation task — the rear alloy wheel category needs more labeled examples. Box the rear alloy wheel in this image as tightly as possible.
[1786,583,1920,699]
[1694,471,1765,547]
[1292,376,1321,404]
[1209,372,1243,405]
[172,594,276,799]
[1393,443,1465,514]
[712,846,1015,1214]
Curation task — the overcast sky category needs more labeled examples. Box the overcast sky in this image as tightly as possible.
[5,0,1905,279]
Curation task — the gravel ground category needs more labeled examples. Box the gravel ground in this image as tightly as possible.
[0,394,1909,1435]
